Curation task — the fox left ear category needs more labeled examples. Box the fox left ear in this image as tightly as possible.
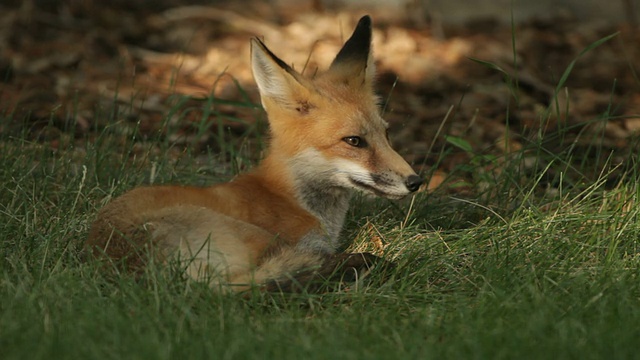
[251,38,312,112]
[329,15,375,89]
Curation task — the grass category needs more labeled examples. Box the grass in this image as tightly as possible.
[2,49,640,360]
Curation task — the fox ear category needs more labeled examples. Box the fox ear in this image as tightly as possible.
[251,38,311,111]
[329,15,375,89]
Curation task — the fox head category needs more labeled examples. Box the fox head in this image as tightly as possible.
[250,15,422,200]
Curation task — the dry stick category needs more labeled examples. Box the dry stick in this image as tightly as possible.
[449,196,508,225]
[426,104,454,161]
[152,6,281,40]
[401,193,417,230]
[301,41,321,77]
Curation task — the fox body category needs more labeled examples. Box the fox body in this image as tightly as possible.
[86,16,422,292]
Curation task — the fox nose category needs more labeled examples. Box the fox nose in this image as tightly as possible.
[405,175,423,192]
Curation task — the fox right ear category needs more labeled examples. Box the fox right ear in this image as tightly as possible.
[250,38,311,111]
[329,15,375,89]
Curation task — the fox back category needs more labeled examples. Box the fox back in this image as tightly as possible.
[86,15,422,292]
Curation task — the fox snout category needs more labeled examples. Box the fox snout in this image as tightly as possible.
[382,172,422,198]
[350,169,423,200]
[405,174,423,193]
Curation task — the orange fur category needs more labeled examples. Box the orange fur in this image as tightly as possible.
[85,16,422,292]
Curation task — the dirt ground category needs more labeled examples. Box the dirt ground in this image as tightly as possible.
[1,1,639,193]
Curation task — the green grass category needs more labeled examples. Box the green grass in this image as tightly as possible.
[2,49,640,360]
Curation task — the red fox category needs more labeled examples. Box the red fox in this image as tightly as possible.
[86,15,423,292]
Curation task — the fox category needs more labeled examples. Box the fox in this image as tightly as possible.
[85,15,423,293]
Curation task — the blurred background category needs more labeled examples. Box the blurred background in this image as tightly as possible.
[1,0,638,192]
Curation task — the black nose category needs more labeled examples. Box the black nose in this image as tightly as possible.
[405,175,423,192]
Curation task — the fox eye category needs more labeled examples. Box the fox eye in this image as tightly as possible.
[342,136,366,148]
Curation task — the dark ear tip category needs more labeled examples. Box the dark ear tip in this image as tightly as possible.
[249,37,261,51]
[328,15,373,72]
[250,37,266,49]
[250,36,298,76]
[357,15,372,29]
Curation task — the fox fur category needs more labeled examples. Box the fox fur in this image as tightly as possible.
[85,15,423,292]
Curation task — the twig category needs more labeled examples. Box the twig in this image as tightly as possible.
[150,6,281,39]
